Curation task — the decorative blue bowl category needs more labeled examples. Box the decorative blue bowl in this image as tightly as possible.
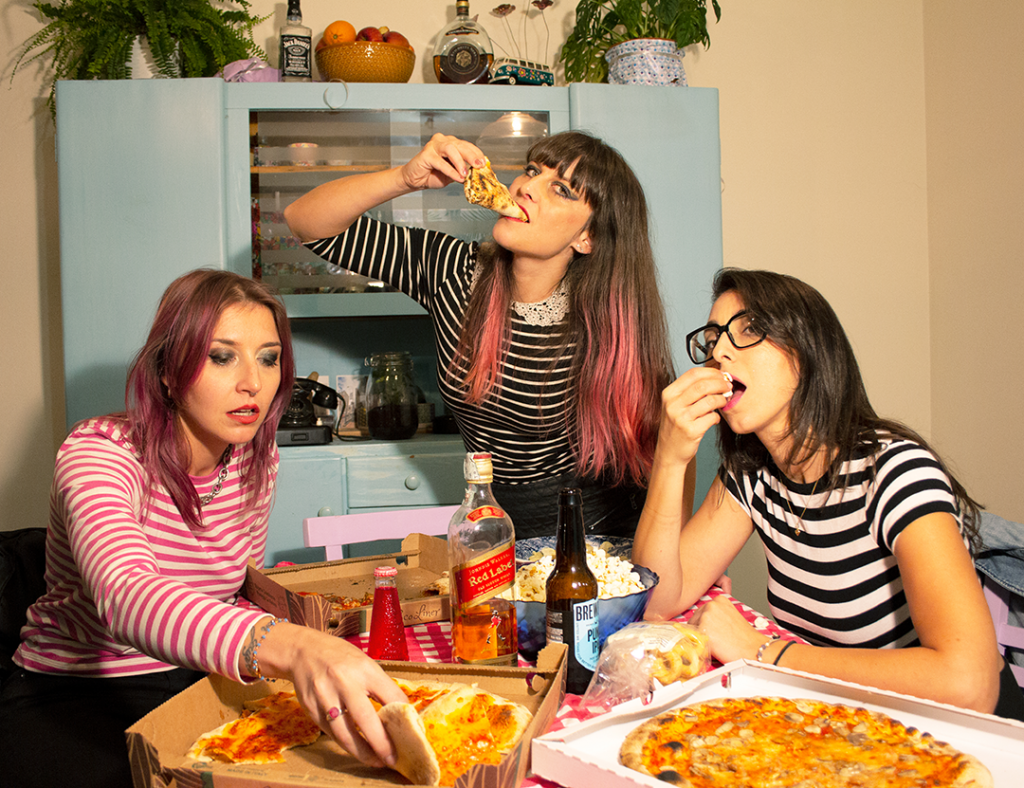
[513,536,659,661]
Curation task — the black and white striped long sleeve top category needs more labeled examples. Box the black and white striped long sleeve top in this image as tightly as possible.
[722,436,962,649]
[307,216,577,484]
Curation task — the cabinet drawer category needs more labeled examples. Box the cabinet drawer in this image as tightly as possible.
[346,453,464,509]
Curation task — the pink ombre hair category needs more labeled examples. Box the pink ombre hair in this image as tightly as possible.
[124,269,295,529]
[451,132,673,486]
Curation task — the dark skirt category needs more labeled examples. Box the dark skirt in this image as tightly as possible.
[0,666,207,788]
[491,472,646,540]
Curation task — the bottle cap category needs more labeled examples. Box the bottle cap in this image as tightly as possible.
[464,452,493,483]
[374,566,398,578]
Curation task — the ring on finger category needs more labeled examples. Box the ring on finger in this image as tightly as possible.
[327,706,342,721]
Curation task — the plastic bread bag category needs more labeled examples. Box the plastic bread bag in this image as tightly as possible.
[580,621,711,709]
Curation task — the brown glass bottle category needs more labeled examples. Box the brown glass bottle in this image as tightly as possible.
[545,488,599,694]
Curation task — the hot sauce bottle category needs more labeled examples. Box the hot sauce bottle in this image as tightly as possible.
[545,488,599,694]
[448,452,518,665]
[367,566,409,660]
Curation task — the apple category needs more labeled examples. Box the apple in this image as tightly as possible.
[356,26,383,42]
[382,30,411,49]
[315,36,329,52]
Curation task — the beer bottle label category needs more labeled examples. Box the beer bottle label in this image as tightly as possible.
[572,599,599,671]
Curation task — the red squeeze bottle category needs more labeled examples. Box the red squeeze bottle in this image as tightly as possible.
[367,566,409,660]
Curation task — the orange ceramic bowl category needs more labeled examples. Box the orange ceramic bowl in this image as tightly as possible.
[316,41,416,83]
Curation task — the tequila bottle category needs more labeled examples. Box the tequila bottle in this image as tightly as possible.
[432,0,494,84]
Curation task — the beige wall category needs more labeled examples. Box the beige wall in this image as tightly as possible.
[2,2,1020,616]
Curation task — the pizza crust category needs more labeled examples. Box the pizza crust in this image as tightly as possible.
[464,158,529,222]
[378,701,441,786]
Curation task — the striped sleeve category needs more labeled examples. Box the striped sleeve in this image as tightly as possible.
[16,422,271,680]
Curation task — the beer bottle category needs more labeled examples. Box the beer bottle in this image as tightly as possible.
[545,488,599,694]
[448,452,518,665]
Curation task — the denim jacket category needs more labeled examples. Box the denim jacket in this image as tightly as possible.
[976,512,1024,598]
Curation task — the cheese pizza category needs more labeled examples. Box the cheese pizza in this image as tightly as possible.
[464,158,529,222]
[619,696,993,788]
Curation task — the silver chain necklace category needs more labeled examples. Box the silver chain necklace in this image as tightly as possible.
[199,448,232,506]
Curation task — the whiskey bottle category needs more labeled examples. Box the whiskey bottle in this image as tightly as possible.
[432,0,494,84]
[279,0,312,83]
[448,452,518,665]
[545,488,599,694]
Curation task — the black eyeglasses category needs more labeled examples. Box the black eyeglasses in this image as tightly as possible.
[686,311,768,365]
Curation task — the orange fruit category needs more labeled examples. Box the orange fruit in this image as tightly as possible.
[323,20,357,46]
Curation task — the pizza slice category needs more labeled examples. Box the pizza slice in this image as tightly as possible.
[187,691,322,764]
[464,158,529,222]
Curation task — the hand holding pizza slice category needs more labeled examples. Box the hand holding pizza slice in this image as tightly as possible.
[464,158,529,222]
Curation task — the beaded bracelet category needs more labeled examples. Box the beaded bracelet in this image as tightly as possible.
[755,634,780,663]
[773,640,797,666]
[251,617,287,680]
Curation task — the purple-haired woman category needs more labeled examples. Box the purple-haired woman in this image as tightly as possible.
[285,132,676,538]
[1,269,406,788]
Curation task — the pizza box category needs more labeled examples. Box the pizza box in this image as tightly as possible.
[243,533,450,636]
[532,659,1024,788]
[126,643,568,788]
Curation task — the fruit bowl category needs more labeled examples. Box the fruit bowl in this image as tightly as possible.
[316,41,416,83]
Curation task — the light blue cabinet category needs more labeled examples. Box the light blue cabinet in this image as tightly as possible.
[55,80,722,560]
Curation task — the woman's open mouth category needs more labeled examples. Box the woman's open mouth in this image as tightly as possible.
[228,407,260,425]
[721,377,746,412]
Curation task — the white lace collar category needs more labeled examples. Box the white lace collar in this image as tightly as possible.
[469,265,569,327]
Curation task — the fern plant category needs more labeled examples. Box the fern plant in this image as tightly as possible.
[14,0,268,114]
[561,0,721,83]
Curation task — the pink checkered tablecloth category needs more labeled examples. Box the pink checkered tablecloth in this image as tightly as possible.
[347,588,803,788]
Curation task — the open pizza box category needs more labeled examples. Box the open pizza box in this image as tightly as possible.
[126,642,567,788]
[532,659,1024,788]
[243,533,450,637]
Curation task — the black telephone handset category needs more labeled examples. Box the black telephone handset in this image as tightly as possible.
[279,377,339,428]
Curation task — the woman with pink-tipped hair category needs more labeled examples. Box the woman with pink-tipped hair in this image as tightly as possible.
[286,131,676,537]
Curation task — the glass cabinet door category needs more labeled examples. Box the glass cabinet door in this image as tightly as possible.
[250,108,550,298]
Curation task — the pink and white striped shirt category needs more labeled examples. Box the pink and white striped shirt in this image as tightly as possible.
[15,417,276,681]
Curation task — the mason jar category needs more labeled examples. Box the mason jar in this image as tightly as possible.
[364,351,419,440]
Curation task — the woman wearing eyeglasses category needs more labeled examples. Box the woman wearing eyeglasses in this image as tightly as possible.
[632,268,1024,720]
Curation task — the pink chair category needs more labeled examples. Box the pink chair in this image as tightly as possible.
[303,506,460,561]
[983,576,1024,690]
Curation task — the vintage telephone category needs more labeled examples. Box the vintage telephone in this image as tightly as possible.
[276,373,338,446]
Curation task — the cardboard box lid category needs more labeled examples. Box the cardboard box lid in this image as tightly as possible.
[126,643,567,788]
[532,660,1024,788]
[243,533,450,635]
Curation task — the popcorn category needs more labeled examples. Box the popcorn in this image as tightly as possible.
[511,544,646,602]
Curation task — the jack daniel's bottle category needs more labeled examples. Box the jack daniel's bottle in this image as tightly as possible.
[279,0,312,82]
[433,0,494,84]
[448,453,518,665]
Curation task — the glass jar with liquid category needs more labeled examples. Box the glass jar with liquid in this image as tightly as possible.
[364,351,419,441]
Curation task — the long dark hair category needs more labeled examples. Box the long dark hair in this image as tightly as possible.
[124,269,295,528]
[712,268,981,544]
[450,131,674,486]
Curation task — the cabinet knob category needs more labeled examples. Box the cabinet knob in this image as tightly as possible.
[404,474,421,491]
[317,506,334,517]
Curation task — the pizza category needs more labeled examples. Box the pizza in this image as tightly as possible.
[464,158,529,221]
[619,696,993,788]
[186,680,533,786]
[187,691,321,764]
[297,589,374,612]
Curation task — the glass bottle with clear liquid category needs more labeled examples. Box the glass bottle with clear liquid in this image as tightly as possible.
[448,453,518,665]
[432,0,494,84]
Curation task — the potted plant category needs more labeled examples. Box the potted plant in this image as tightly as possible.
[560,0,721,84]
[14,0,268,114]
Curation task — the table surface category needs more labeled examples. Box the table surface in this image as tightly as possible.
[347,587,803,788]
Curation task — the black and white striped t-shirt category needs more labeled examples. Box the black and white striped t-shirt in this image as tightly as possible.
[722,437,962,649]
[307,216,577,484]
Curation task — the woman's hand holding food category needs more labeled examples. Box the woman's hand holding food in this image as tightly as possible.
[655,367,734,468]
[400,133,485,193]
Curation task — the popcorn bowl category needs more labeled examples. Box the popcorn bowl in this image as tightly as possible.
[512,536,659,662]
